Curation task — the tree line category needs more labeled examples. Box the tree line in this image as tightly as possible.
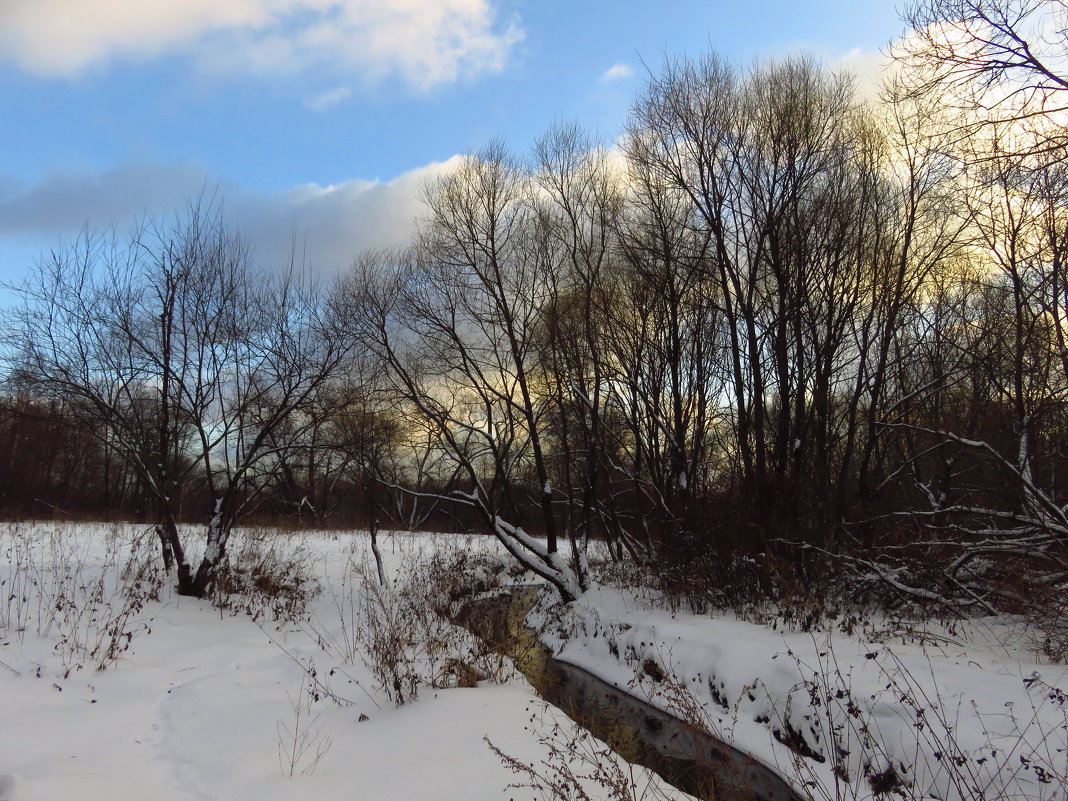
[2,0,1067,613]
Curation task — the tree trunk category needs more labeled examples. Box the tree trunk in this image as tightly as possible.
[185,500,230,598]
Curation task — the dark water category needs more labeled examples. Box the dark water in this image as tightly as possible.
[455,588,807,801]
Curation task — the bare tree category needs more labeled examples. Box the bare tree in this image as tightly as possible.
[0,383,141,516]
[6,206,356,597]
[344,146,588,601]
[608,127,725,562]
[853,2,1068,610]
[626,54,920,549]
[529,123,626,575]
[897,0,1068,159]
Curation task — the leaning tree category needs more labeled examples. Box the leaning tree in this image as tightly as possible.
[344,145,591,602]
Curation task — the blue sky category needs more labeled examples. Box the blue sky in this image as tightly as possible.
[0,0,904,292]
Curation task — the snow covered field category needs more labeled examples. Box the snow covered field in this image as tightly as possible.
[0,522,660,801]
[1,522,1065,801]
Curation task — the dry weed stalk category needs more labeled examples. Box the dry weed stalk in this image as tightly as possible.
[277,670,334,777]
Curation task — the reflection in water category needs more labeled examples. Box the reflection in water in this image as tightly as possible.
[456,588,806,801]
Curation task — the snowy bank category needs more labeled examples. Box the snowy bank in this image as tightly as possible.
[530,585,1068,800]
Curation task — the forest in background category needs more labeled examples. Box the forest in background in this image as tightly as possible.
[0,0,1065,633]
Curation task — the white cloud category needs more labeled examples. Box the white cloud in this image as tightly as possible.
[236,157,462,271]
[601,63,634,82]
[0,157,463,277]
[0,0,523,89]
[834,47,895,101]
[305,86,352,111]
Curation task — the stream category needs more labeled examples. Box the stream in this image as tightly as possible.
[455,587,807,801]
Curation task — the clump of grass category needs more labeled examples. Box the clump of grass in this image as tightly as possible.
[213,528,318,624]
[355,538,516,705]
[294,534,515,706]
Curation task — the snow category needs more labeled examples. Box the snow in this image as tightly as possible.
[2,522,1066,801]
[529,585,1068,801]
[0,522,688,801]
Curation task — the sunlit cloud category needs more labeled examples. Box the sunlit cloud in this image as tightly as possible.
[238,157,462,271]
[0,0,523,90]
[834,47,894,101]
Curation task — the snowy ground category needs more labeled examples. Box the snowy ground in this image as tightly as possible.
[0,522,688,801]
[532,586,1068,800]
[1,522,1066,801]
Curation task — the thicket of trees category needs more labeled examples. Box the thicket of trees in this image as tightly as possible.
[2,0,1066,611]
